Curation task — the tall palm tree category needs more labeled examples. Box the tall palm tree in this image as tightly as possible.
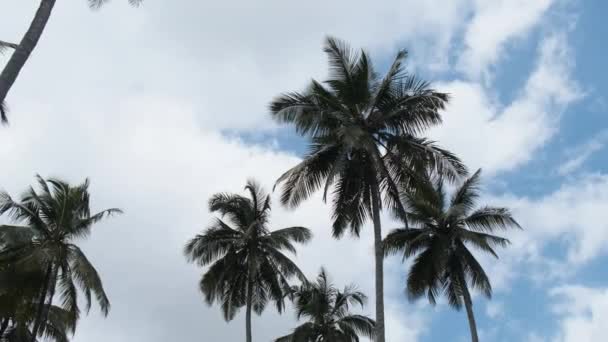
[184,180,312,342]
[383,169,521,342]
[0,0,143,123]
[269,36,466,341]
[275,268,375,342]
[0,175,121,342]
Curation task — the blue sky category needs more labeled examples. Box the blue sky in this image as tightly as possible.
[1,0,607,341]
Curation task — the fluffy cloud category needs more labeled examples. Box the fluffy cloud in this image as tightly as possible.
[550,285,608,342]
[458,0,554,80]
[431,33,581,175]
[558,130,608,175]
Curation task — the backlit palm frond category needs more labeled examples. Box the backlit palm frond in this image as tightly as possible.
[464,206,521,233]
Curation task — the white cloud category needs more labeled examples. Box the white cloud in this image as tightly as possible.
[486,301,504,319]
[458,0,554,80]
[431,33,581,175]
[558,130,608,175]
[470,172,608,296]
[550,285,608,342]
[508,173,608,265]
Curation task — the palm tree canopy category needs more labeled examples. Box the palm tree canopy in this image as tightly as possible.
[184,180,312,321]
[384,169,521,308]
[270,36,467,237]
[275,268,375,342]
[0,175,121,322]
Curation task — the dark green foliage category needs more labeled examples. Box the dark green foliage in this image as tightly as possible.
[184,180,312,322]
[384,169,520,341]
[270,36,466,237]
[0,176,121,341]
[275,269,375,342]
[384,169,520,306]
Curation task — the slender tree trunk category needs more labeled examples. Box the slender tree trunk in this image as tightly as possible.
[30,264,57,342]
[370,180,385,342]
[0,318,9,337]
[0,0,57,122]
[30,263,52,341]
[245,274,253,342]
[459,272,479,342]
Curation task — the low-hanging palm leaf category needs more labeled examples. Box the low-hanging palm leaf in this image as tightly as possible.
[270,36,466,342]
[384,169,521,342]
[0,175,121,342]
[184,180,312,342]
[0,0,143,123]
[275,268,375,342]
[1,303,75,342]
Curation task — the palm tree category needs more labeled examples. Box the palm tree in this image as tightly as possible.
[0,175,121,342]
[184,180,312,342]
[275,268,375,342]
[383,169,521,342]
[269,36,466,341]
[0,0,143,123]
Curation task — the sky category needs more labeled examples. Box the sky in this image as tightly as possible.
[1,0,607,341]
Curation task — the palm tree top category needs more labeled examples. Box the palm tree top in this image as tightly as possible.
[384,169,521,306]
[184,180,312,323]
[270,36,450,138]
[276,268,375,342]
[0,175,122,244]
[270,36,466,236]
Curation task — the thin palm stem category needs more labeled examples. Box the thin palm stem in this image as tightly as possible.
[459,271,479,342]
[29,263,52,341]
[370,180,385,342]
[0,0,57,122]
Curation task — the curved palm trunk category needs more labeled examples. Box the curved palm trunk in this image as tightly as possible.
[370,181,385,342]
[459,272,479,342]
[30,264,57,342]
[245,268,253,342]
[29,264,52,341]
[0,0,57,121]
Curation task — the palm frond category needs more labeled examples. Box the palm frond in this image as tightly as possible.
[464,206,521,233]
[184,220,241,266]
[450,169,482,214]
[267,227,312,254]
[67,245,109,315]
[275,142,341,209]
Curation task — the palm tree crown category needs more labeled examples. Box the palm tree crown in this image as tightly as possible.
[0,176,121,341]
[270,36,466,235]
[275,268,375,342]
[270,36,466,342]
[384,169,521,342]
[184,180,312,341]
